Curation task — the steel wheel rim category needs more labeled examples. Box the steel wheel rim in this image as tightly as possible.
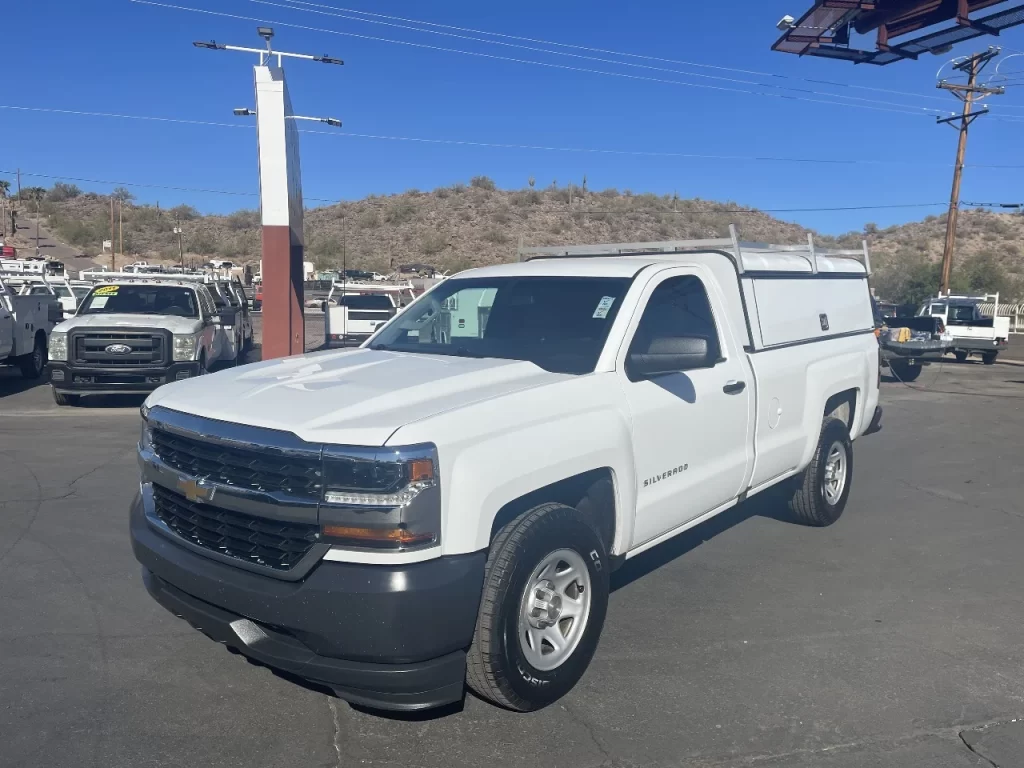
[823,441,847,505]
[517,548,592,672]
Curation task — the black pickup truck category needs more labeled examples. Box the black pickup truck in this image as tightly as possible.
[877,316,949,382]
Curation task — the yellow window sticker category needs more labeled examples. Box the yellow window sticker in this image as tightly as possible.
[93,285,120,296]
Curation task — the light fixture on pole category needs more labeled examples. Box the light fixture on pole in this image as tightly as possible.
[232,109,342,128]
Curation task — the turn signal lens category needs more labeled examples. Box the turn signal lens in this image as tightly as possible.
[409,458,434,483]
[320,525,436,548]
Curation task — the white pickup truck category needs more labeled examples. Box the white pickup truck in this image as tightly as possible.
[48,276,233,405]
[131,232,882,713]
[0,272,61,379]
[323,282,416,347]
[918,293,1009,364]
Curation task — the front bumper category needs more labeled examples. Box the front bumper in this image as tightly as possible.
[130,494,486,710]
[50,361,201,394]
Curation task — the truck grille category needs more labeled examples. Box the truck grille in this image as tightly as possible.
[73,331,166,366]
[152,485,318,571]
[152,427,323,499]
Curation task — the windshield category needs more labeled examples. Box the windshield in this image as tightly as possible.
[78,285,199,317]
[341,295,394,310]
[369,276,632,374]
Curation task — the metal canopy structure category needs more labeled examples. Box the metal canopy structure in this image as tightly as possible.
[773,0,1024,64]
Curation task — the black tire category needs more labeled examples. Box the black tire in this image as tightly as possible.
[787,417,853,527]
[52,389,79,407]
[954,350,969,363]
[466,502,610,712]
[982,351,998,365]
[18,333,46,379]
[890,360,922,382]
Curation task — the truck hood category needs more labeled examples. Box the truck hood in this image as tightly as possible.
[54,313,201,334]
[146,348,571,445]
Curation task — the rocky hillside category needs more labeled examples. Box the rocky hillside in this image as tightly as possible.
[22,178,808,273]
[11,180,1024,303]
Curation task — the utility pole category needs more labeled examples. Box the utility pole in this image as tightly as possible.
[174,224,184,270]
[109,196,116,271]
[118,199,124,260]
[16,168,21,200]
[35,197,40,256]
[936,48,1003,294]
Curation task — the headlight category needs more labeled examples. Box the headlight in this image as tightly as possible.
[49,332,68,362]
[139,404,154,452]
[320,444,440,550]
[172,334,197,361]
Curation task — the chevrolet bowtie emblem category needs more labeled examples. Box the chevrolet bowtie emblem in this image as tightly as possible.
[177,477,215,504]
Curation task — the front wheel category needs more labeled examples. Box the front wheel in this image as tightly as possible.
[52,389,80,407]
[788,417,853,527]
[18,334,46,379]
[466,503,609,711]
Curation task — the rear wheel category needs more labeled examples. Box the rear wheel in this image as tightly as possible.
[18,333,46,379]
[788,417,853,527]
[982,351,998,365]
[890,360,922,382]
[954,350,969,363]
[466,502,609,711]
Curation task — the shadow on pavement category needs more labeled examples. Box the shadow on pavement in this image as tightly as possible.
[611,490,792,593]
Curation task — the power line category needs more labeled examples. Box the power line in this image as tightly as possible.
[8,102,1024,169]
[0,167,958,212]
[130,0,946,119]
[267,0,969,107]
[254,0,953,113]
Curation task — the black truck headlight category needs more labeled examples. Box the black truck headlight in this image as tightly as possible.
[320,444,440,550]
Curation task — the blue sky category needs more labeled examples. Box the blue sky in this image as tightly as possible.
[3,0,1024,233]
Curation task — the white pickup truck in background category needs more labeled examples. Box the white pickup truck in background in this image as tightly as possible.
[132,230,882,714]
[323,281,416,346]
[919,293,1009,364]
[0,272,61,379]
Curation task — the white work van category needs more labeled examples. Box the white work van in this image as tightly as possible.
[918,293,1009,364]
[323,282,415,346]
[0,273,61,378]
[131,230,882,713]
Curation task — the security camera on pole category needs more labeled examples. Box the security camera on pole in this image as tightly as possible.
[193,27,343,359]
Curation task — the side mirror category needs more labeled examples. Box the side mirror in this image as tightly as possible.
[216,310,236,325]
[628,336,713,379]
[321,301,329,313]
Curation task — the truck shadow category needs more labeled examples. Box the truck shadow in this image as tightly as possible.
[0,371,49,398]
[611,491,788,593]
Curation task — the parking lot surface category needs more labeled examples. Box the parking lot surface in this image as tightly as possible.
[2,356,1023,768]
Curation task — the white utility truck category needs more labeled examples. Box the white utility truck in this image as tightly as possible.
[0,272,61,378]
[918,293,1009,364]
[131,231,882,713]
[49,274,234,406]
[323,281,416,346]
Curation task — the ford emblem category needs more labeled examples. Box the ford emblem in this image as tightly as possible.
[105,343,132,355]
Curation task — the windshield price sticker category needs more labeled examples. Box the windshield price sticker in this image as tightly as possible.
[91,296,111,308]
[94,286,120,296]
[593,296,616,319]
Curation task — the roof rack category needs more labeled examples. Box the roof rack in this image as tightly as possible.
[78,270,218,283]
[518,224,872,276]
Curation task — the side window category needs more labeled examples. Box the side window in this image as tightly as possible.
[628,275,722,372]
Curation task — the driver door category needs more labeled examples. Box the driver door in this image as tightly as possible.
[618,268,754,548]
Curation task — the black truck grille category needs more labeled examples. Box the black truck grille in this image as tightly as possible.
[73,331,166,366]
[152,486,318,571]
[152,428,323,499]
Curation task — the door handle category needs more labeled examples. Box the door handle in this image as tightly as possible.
[723,380,746,395]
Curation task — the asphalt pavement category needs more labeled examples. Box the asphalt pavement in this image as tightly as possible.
[2,356,1024,768]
